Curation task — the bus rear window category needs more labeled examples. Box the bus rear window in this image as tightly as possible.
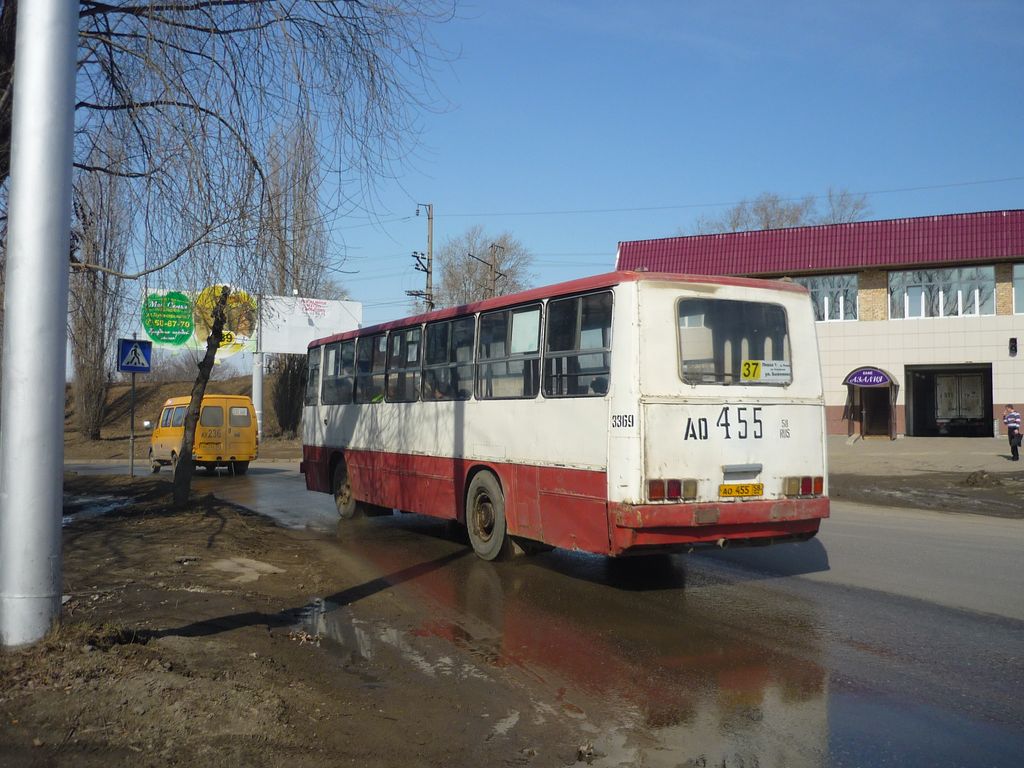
[677,298,792,386]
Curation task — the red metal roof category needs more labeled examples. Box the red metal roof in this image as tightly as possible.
[616,210,1024,277]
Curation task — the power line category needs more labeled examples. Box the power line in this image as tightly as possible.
[433,176,1024,219]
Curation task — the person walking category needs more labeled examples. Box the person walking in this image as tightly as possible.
[1003,404,1021,461]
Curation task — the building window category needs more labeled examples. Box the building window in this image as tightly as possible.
[1013,264,1024,314]
[888,267,994,319]
[792,274,858,321]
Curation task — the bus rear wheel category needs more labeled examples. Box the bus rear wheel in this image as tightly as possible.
[333,460,363,519]
[466,471,511,561]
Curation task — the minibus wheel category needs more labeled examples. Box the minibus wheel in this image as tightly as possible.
[232,461,249,476]
[149,449,160,474]
[466,471,511,561]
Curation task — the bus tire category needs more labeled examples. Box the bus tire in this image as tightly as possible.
[149,449,161,474]
[333,460,363,519]
[232,461,249,476]
[466,471,511,561]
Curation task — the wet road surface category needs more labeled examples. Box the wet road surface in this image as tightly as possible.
[66,461,1024,766]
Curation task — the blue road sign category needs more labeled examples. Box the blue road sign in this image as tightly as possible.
[117,338,153,373]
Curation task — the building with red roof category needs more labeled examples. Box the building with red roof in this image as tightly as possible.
[617,210,1024,439]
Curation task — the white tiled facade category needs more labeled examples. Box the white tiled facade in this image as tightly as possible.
[807,261,1024,436]
[816,311,1024,436]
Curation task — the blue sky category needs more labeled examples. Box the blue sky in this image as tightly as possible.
[332,1,1024,327]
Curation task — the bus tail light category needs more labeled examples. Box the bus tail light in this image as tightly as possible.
[648,479,699,502]
[648,480,665,501]
[783,476,824,497]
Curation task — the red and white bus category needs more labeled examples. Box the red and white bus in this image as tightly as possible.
[301,271,829,560]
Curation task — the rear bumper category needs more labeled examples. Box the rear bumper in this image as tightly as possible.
[609,497,829,555]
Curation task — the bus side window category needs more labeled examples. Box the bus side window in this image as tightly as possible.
[477,305,540,400]
[423,317,475,400]
[322,340,354,405]
[386,326,421,403]
[355,334,386,403]
[305,347,321,405]
[160,407,174,428]
[543,291,612,397]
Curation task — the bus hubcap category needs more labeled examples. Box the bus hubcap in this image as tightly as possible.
[474,497,495,541]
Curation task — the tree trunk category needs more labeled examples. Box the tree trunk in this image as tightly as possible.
[172,285,231,507]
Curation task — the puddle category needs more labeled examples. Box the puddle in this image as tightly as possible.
[295,597,490,683]
[62,494,130,526]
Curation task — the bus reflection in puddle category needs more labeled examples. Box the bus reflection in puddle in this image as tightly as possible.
[300,538,828,767]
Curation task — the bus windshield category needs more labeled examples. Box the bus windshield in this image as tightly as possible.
[678,298,792,386]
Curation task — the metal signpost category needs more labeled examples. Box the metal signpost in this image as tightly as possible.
[117,338,153,477]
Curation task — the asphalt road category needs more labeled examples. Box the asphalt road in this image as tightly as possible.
[66,460,1024,766]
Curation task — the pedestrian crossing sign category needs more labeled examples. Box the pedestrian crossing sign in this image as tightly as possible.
[117,338,153,373]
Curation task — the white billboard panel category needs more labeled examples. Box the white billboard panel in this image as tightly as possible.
[259,295,362,354]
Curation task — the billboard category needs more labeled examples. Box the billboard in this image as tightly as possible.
[259,295,362,354]
[141,288,360,358]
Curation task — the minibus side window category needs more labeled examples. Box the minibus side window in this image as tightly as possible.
[200,406,224,427]
[171,406,187,427]
[160,408,173,428]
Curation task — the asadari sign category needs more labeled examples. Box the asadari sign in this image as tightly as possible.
[141,286,258,359]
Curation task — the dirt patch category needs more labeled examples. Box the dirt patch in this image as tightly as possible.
[1,475,586,767]
[829,471,1024,518]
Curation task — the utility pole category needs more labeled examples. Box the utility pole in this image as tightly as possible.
[489,243,506,299]
[417,203,434,310]
[0,0,78,648]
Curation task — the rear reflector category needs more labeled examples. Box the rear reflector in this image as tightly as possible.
[800,476,812,495]
[666,479,682,500]
[813,476,824,495]
[682,479,698,500]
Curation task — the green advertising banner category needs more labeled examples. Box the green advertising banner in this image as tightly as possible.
[141,290,194,346]
[141,286,258,359]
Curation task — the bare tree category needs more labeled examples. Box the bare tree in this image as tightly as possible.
[68,143,131,440]
[434,226,534,308]
[173,286,230,506]
[258,122,340,436]
[819,185,872,224]
[0,0,451,499]
[694,188,870,234]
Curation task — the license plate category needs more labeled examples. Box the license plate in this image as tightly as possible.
[718,483,763,498]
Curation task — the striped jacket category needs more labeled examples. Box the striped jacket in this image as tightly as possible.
[1004,409,1021,432]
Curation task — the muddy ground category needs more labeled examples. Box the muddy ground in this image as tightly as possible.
[2,474,596,767]
[4,434,1023,766]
